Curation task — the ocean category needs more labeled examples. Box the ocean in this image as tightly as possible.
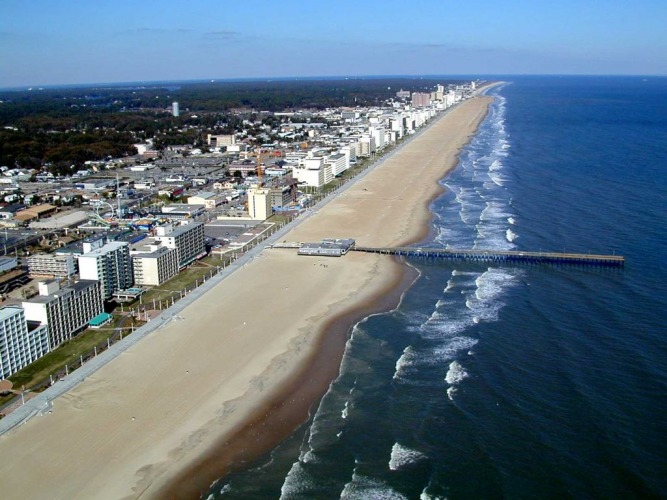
[208,76,667,499]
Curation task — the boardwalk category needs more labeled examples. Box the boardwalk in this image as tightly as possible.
[352,246,625,267]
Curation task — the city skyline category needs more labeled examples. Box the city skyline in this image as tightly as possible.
[1,0,666,87]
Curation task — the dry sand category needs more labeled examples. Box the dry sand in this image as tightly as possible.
[0,95,493,499]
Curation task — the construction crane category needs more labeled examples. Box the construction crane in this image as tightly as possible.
[251,149,272,187]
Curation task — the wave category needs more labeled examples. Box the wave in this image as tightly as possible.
[393,336,478,382]
[389,442,427,471]
[447,386,458,401]
[506,229,519,242]
[341,471,409,499]
[280,461,317,499]
[445,360,469,385]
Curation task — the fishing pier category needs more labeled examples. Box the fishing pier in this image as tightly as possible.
[273,241,624,267]
[352,246,625,267]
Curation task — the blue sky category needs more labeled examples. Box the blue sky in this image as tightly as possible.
[1,0,666,87]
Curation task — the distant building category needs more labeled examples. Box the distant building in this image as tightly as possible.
[27,254,77,279]
[270,184,295,209]
[0,256,17,274]
[172,102,180,117]
[154,222,205,268]
[23,280,103,348]
[0,203,26,220]
[187,191,224,209]
[411,92,431,108]
[161,203,205,219]
[0,306,50,379]
[78,241,133,299]
[207,134,236,148]
[247,188,272,220]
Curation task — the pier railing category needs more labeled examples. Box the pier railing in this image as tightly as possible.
[352,246,624,267]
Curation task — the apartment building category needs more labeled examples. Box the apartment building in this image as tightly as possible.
[293,157,333,188]
[78,241,133,299]
[327,153,348,177]
[131,244,179,286]
[247,188,272,220]
[207,134,236,148]
[0,306,50,379]
[22,280,103,348]
[411,92,431,108]
[27,254,77,278]
[154,222,205,268]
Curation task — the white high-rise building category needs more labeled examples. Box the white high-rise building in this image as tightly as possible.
[23,280,103,348]
[78,241,133,300]
[247,188,272,220]
[131,242,179,286]
[172,102,180,117]
[154,222,205,268]
[327,154,348,176]
[0,306,50,379]
[292,157,333,188]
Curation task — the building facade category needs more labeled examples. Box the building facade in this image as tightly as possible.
[154,222,205,268]
[247,188,272,220]
[0,306,50,379]
[22,280,103,348]
[27,254,77,278]
[78,241,133,299]
[132,246,179,286]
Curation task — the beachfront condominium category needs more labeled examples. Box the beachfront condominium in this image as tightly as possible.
[411,92,431,108]
[130,240,180,286]
[22,279,103,349]
[27,253,77,279]
[0,306,50,379]
[78,241,133,300]
[154,222,205,269]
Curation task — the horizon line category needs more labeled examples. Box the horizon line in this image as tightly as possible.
[1,73,666,93]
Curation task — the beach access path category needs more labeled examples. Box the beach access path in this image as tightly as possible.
[0,92,495,500]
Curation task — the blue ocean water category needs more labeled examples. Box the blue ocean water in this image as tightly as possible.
[209,76,667,499]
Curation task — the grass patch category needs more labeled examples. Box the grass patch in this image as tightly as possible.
[8,326,119,389]
[130,263,218,306]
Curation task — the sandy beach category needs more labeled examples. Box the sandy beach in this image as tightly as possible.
[0,94,493,499]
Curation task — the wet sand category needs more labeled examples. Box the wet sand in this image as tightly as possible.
[0,95,494,500]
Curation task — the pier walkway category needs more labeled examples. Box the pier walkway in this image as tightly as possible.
[272,242,624,267]
[352,246,625,267]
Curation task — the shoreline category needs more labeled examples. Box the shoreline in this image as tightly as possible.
[158,258,416,498]
[161,92,497,498]
[0,93,496,500]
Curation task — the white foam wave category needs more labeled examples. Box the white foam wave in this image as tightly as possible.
[280,461,317,499]
[489,159,503,171]
[433,337,478,358]
[447,386,457,401]
[341,472,409,499]
[508,216,516,225]
[506,228,519,242]
[488,171,506,186]
[393,336,477,382]
[389,442,427,471]
[476,268,516,302]
[445,360,469,385]
[341,400,349,419]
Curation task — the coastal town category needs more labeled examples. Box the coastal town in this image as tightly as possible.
[0,80,479,414]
